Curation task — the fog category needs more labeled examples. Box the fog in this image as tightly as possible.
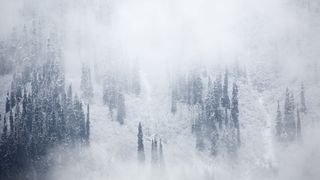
[1,0,320,180]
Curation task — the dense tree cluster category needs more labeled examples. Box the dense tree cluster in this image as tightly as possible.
[275,83,306,143]
[137,123,164,166]
[171,70,240,156]
[102,61,141,124]
[151,137,164,166]
[0,59,90,180]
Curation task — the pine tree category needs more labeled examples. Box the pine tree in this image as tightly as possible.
[222,70,230,109]
[137,122,145,163]
[210,124,219,156]
[10,89,16,109]
[205,77,215,129]
[151,139,155,164]
[213,77,223,129]
[231,82,240,147]
[5,93,10,113]
[283,88,296,142]
[171,87,177,114]
[275,100,283,140]
[151,137,159,165]
[116,92,126,125]
[300,83,307,114]
[9,110,14,136]
[193,75,203,105]
[159,139,164,166]
[85,104,90,145]
[296,106,302,139]
[1,115,7,143]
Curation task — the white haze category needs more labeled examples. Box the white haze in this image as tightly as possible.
[1,0,320,180]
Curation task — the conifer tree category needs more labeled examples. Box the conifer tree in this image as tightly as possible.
[10,89,16,109]
[213,77,223,129]
[296,106,302,139]
[283,88,296,141]
[193,75,203,105]
[85,104,90,145]
[5,93,10,113]
[205,77,215,128]
[159,139,164,166]
[275,100,283,140]
[137,122,145,163]
[171,87,177,114]
[1,115,7,143]
[9,110,14,135]
[116,92,126,125]
[300,83,307,114]
[231,82,240,147]
[151,137,159,164]
[210,125,219,156]
[222,70,230,109]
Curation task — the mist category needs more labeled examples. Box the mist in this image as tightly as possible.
[1,0,320,180]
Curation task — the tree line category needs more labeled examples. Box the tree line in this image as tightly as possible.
[275,83,307,143]
[171,69,241,156]
[0,45,90,180]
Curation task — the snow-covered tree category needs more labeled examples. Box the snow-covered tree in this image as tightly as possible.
[137,122,145,163]
[192,75,203,105]
[296,106,302,140]
[275,100,283,141]
[300,83,307,114]
[222,70,230,109]
[85,104,90,145]
[5,93,10,113]
[151,138,159,164]
[171,87,177,114]
[159,139,164,166]
[116,92,126,125]
[283,88,296,142]
[231,82,240,148]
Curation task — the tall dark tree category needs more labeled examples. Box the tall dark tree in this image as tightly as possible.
[5,93,10,113]
[192,74,203,105]
[171,87,177,114]
[137,122,145,163]
[300,83,307,114]
[213,77,223,129]
[85,104,90,145]
[231,82,240,147]
[222,70,230,109]
[1,115,7,142]
[275,100,283,140]
[210,125,219,156]
[116,92,126,125]
[205,77,215,129]
[296,106,302,139]
[283,88,296,142]
[159,139,164,166]
[10,88,16,109]
[9,110,14,135]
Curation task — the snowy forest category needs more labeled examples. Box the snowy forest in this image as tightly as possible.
[0,0,320,180]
